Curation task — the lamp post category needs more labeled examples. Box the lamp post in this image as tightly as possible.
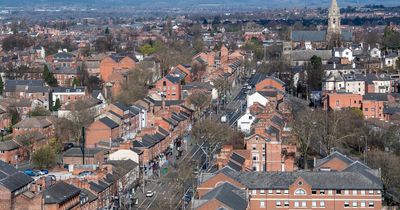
[360,135,368,164]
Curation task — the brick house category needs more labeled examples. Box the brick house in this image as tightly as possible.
[51,66,81,87]
[154,74,182,100]
[255,76,285,92]
[86,117,121,148]
[0,140,22,165]
[51,86,88,109]
[0,161,34,210]
[3,80,50,109]
[362,93,388,120]
[63,148,106,166]
[169,64,193,83]
[324,93,362,110]
[99,54,136,82]
[43,181,81,210]
[0,108,11,130]
[12,116,54,138]
[194,167,383,210]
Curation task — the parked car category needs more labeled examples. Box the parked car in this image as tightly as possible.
[24,169,38,176]
[145,191,154,197]
[78,171,92,178]
[37,169,49,175]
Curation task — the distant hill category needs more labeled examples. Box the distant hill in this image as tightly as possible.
[0,0,399,8]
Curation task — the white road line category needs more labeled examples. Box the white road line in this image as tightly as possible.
[146,194,158,210]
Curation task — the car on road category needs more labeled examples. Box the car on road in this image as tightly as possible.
[145,191,154,197]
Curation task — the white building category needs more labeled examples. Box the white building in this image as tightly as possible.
[324,74,366,95]
[333,47,353,62]
[109,149,140,163]
[247,91,269,108]
[237,111,255,134]
[370,48,381,58]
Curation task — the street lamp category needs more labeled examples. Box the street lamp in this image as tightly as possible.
[360,135,368,164]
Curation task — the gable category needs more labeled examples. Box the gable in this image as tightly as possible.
[197,173,244,198]
[318,157,352,171]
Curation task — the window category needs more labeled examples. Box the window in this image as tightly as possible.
[344,201,350,207]
[284,201,289,207]
[302,201,306,207]
[252,144,256,150]
[312,201,317,207]
[294,201,299,208]
[369,190,374,195]
[268,189,273,194]
[377,190,381,194]
[353,190,357,195]
[320,190,325,194]
[328,190,333,195]
[295,189,306,195]
[361,190,365,195]
[336,100,339,106]
[352,201,358,207]
[344,190,349,195]
[260,201,265,208]
[312,190,317,194]
[361,201,366,207]
[260,190,265,194]
[284,190,289,194]
[276,189,281,194]
[368,201,374,207]
[276,201,281,207]
[320,201,325,207]
[252,190,257,195]
[364,108,368,112]
[336,190,341,194]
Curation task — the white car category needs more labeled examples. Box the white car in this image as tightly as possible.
[145,191,154,197]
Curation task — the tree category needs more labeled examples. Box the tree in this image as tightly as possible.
[367,150,400,189]
[306,55,324,92]
[291,108,320,169]
[115,66,153,105]
[42,65,58,87]
[104,27,110,35]
[383,27,400,49]
[139,43,156,56]
[1,34,33,51]
[192,37,204,54]
[187,92,210,119]
[29,106,51,117]
[67,100,96,142]
[32,145,56,169]
[0,76,3,95]
[52,99,61,111]
[7,107,20,126]
[72,77,80,87]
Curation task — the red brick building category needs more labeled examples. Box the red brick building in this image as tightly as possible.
[154,74,182,100]
[86,117,121,148]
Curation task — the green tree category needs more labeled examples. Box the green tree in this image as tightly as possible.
[52,99,61,111]
[42,65,58,87]
[139,43,156,56]
[383,27,400,49]
[32,145,56,169]
[72,77,80,87]
[187,92,210,119]
[306,55,324,92]
[104,27,110,35]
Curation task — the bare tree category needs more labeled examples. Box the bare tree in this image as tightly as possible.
[187,91,211,119]
[67,100,96,142]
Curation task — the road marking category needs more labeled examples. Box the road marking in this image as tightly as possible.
[146,194,158,210]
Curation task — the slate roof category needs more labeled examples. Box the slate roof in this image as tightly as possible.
[13,117,52,129]
[113,102,129,111]
[198,182,248,210]
[165,74,183,84]
[4,80,44,87]
[0,140,19,151]
[80,188,98,205]
[231,152,245,165]
[291,30,352,42]
[315,151,355,170]
[291,50,332,61]
[44,181,81,204]
[362,93,388,101]
[0,171,33,192]
[89,181,109,193]
[258,91,278,98]
[63,147,105,157]
[271,115,285,127]
[0,160,18,175]
[227,160,242,172]
[227,170,382,190]
[99,117,119,129]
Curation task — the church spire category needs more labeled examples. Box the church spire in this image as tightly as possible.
[327,0,341,42]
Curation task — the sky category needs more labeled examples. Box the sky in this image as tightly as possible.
[0,0,399,8]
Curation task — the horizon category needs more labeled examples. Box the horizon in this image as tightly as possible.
[0,0,399,9]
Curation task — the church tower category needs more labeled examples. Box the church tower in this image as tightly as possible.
[326,0,341,42]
